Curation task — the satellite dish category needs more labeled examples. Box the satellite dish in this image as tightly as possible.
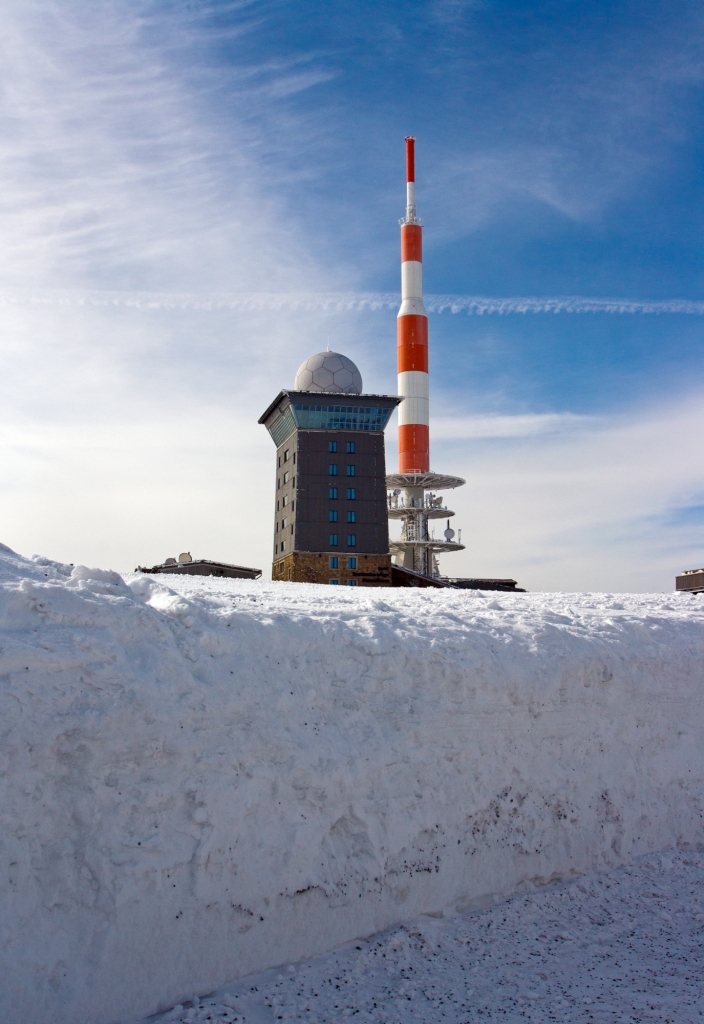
[444,520,455,542]
[178,552,192,563]
[164,557,177,565]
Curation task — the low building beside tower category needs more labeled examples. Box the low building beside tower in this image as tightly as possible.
[676,568,704,594]
[259,352,401,586]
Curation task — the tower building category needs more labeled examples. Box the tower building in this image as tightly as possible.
[259,352,401,585]
[388,137,466,577]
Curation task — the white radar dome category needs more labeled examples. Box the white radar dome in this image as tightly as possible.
[295,352,363,395]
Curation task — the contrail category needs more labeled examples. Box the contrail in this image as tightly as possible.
[424,295,704,315]
[0,288,702,315]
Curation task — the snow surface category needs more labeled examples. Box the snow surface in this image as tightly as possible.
[1,542,704,1024]
[139,849,704,1023]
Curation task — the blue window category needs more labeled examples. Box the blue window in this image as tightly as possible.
[291,404,394,432]
[347,534,356,547]
[329,441,337,452]
[347,488,355,499]
[329,510,338,522]
[330,534,338,546]
[329,464,338,476]
[347,557,357,569]
[346,441,355,453]
[329,556,338,568]
[347,511,356,523]
[347,579,357,586]
[330,579,339,585]
[346,465,355,476]
[329,486,338,498]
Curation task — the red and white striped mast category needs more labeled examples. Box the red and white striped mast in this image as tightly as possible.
[387,136,466,577]
[397,136,429,474]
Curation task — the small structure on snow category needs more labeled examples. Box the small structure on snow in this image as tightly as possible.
[137,555,261,580]
[676,568,704,594]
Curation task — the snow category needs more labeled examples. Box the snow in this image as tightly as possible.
[1,542,704,1024]
[140,849,704,1023]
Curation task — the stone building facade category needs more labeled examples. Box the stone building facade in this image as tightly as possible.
[259,384,400,587]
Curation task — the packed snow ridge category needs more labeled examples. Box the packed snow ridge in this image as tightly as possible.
[140,850,704,1024]
[1,542,703,1024]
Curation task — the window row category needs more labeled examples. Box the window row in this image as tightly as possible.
[278,449,295,467]
[330,579,357,586]
[328,441,355,453]
[329,557,356,569]
[277,471,294,489]
[329,487,355,499]
[329,535,356,547]
[276,520,294,534]
[329,511,356,522]
[328,465,355,476]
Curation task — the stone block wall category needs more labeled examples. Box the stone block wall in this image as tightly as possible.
[272,552,392,586]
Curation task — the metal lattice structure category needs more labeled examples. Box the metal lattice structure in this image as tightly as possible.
[388,472,465,577]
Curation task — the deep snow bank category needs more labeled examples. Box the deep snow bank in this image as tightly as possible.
[1,543,703,1024]
[138,850,704,1023]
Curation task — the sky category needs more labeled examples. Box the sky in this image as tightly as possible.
[1,0,704,591]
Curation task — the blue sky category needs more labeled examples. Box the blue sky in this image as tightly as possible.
[1,0,703,589]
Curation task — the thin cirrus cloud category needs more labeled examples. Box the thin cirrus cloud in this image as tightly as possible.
[426,390,704,592]
[393,13,704,252]
[0,1,350,570]
[0,2,333,295]
[1,1,703,588]
[430,412,595,441]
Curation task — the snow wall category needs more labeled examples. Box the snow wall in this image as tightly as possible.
[2,543,704,1024]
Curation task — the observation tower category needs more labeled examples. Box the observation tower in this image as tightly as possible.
[388,137,466,577]
[259,352,401,586]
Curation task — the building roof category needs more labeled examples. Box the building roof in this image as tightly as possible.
[258,390,402,426]
[137,559,262,580]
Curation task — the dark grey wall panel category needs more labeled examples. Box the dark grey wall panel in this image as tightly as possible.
[263,392,399,561]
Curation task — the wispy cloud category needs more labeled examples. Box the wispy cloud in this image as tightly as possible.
[2,1,703,591]
[0,1,350,570]
[0,2,333,294]
[428,390,704,592]
[1,288,702,315]
[431,413,596,440]
[421,9,704,236]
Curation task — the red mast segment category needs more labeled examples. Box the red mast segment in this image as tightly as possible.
[397,135,429,474]
[405,135,415,182]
